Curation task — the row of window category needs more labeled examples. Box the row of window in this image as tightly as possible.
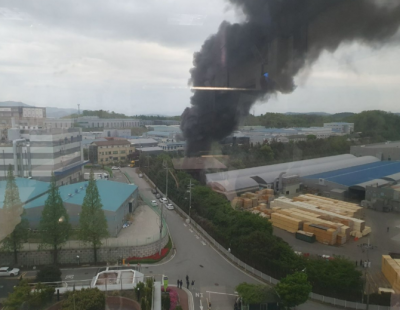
[100,156,126,162]
[100,145,129,148]
[100,150,126,155]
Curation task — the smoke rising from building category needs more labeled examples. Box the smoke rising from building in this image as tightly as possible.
[181,0,400,156]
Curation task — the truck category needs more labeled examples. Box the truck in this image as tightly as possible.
[84,172,109,180]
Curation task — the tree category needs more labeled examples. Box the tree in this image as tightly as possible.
[39,174,71,264]
[62,288,105,310]
[35,265,62,283]
[0,165,24,241]
[4,279,54,310]
[78,169,109,263]
[276,272,312,309]
[236,283,272,304]
[1,165,29,264]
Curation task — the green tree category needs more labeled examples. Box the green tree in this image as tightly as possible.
[236,283,271,304]
[39,174,71,264]
[62,288,105,310]
[1,165,29,264]
[78,170,109,263]
[4,279,54,310]
[276,272,312,309]
[306,134,317,140]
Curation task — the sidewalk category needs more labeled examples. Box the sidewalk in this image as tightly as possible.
[176,287,190,310]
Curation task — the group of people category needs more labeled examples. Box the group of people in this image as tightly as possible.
[356,259,371,268]
[177,275,195,289]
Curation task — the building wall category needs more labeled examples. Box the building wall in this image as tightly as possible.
[350,145,400,161]
[0,128,84,184]
[43,119,74,129]
[76,117,140,128]
[323,122,354,134]
[93,144,135,164]
[23,188,138,236]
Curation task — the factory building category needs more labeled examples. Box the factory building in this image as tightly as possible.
[158,142,185,152]
[19,180,138,237]
[302,161,400,201]
[323,122,354,134]
[88,139,134,164]
[351,141,400,161]
[128,139,159,148]
[0,128,86,185]
[364,184,400,212]
[75,116,140,129]
[206,154,379,200]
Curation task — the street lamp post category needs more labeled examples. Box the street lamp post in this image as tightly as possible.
[186,179,194,224]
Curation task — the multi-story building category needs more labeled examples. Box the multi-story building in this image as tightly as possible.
[0,104,47,137]
[43,118,74,129]
[76,116,140,129]
[323,122,354,134]
[158,142,185,152]
[351,141,400,161]
[0,127,85,185]
[89,139,135,164]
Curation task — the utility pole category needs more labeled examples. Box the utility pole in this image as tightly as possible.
[77,104,80,115]
[188,179,192,223]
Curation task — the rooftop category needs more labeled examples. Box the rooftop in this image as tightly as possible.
[128,138,158,145]
[136,146,163,152]
[173,157,226,170]
[91,139,130,146]
[303,161,400,187]
[0,178,50,209]
[23,180,138,211]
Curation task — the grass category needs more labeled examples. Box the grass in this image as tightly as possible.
[127,236,172,264]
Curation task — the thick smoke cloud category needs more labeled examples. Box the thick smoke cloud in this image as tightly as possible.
[181,0,400,156]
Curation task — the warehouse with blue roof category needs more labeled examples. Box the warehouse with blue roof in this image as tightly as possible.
[302,161,400,200]
[1,178,138,237]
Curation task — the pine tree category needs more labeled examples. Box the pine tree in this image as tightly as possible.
[1,165,29,263]
[39,173,71,264]
[78,170,109,263]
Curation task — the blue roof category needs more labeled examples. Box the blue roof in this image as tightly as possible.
[0,178,50,209]
[146,131,171,137]
[303,161,400,186]
[24,180,137,212]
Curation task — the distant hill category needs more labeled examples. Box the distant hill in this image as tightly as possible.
[0,101,32,107]
[285,112,331,116]
[46,107,78,118]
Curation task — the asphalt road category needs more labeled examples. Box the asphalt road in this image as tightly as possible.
[0,167,343,309]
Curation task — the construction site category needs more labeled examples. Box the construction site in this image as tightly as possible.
[232,192,371,246]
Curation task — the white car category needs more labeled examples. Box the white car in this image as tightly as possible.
[111,166,119,170]
[159,197,168,203]
[165,203,174,210]
[0,267,20,277]
[151,200,157,206]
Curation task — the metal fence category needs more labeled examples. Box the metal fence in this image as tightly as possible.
[143,172,391,310]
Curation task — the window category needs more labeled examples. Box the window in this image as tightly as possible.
[286,191,290,195]
[120,150,126,154]
[113,151,118,154]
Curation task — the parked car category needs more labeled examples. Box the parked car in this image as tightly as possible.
[151,200,157,206]
[0,267,20,277]
[155,193,161,199]
[165,203,174,210]
[139,174,143,178]
[111,166,120,170]
[159,197,168,203]
[151,189,157,194]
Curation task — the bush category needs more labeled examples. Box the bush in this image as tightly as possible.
[35,265,62,283]
[62,288,105,310]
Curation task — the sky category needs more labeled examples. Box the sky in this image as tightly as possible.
[0,0,400,116]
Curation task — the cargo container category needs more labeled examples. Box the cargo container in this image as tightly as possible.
[295,230,316,243]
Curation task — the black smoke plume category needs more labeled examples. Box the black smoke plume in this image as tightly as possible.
[181,0,400,156]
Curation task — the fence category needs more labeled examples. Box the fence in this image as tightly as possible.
[142,172,392,310]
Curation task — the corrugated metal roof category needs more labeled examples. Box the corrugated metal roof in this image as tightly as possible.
[92,140,130,146]
[173,157,226,170]
[304,161,400,187]
[206,154,379,193]
[24,180,137,212]
[0,178,50,209]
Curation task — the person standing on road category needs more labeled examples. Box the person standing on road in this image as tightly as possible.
[186,280,189,289]
[191,280,195,289]
[186,275,189,283]
[180,280,183,289]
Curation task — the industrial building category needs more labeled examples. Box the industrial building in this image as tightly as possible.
[363,183,400,212]
[206,154,379,200]
[323,122,354,134]
[128,139,158,148]
[75,116,140,129]
[0,128,86,185]
[89,139,134,164]
[21,180,138,236]
[351,141,400,161]
[158,142,185,152]
[302,161,400,200]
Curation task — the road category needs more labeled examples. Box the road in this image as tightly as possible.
[0,167,342,309]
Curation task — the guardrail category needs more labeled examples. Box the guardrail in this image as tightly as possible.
[142,172,391,310]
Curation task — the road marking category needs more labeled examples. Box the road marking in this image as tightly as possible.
[65,275,74,280]
[202,241,206,246]
[189,229,193,233]
[195,293,204,298]
[184,223,187,227]
[206,291,238,297]
[200,298,203,310]
[195,235,199,239]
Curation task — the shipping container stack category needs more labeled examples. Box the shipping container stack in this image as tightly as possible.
[382,255,400,293]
